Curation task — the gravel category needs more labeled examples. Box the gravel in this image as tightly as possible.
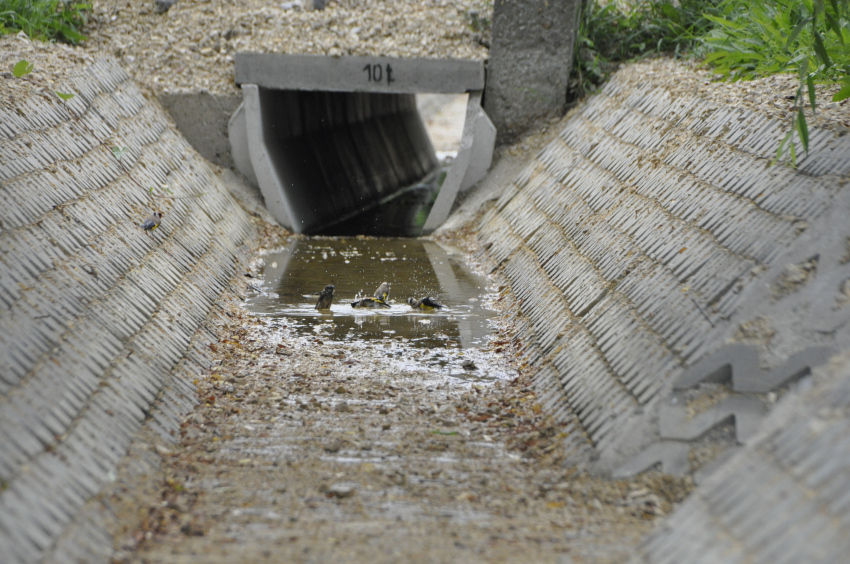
[78,0,492,96]
[617,58,850,134]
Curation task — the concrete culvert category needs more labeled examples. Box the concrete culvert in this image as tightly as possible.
[229,53,495,236]
[231,88,438,235]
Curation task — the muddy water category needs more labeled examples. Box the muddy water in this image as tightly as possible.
[246,238,495,354]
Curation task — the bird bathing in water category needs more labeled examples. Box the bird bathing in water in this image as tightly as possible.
[407,297,444,310]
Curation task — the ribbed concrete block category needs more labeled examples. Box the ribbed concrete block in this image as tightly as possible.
[0,57,254,564]
[478,61,850,474]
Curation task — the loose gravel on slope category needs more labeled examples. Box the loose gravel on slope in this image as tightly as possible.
[614,58,850,134]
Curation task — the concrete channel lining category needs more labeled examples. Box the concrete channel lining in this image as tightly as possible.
[475,61,850,560]
[477,64,850,479]
[0,57,254,564]
[230,53,495,234]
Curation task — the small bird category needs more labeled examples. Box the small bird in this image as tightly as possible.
[140,211,163,231]
[407,297,444,310]
[351,297,391,309]
[315,284,335,310]
[374,282,390,303]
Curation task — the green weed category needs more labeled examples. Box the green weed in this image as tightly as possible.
[701,0,850,163]
[572,0,849,165]
[571,0,723,98]
[0,0,90,44]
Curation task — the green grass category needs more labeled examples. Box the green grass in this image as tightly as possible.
[571,0,723,97]
[0,0,90,44]
[572,0,850,163]
[704,0,850,84]
[702,0,850,161]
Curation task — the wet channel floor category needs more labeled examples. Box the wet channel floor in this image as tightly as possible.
[246,237,496,351]
[122,233,683,564]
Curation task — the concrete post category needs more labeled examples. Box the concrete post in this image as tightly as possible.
[484,0,582,143]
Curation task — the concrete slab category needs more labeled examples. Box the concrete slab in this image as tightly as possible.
[158,93,241,169]
[422,91,495,234]
[235,53,485,94]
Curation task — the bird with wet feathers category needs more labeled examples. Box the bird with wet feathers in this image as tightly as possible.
[407,297,444,310]
[352,281,392,308]
[374,282,390,302]
[140,211,163,231]
[315,284,335,310]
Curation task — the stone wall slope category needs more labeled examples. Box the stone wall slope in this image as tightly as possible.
[0,57,255,564]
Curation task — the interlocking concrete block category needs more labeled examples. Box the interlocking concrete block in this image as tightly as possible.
[635,354,850,564]
[675,344,835,393]
[484,0,581,142]
[659,395,766,443]
[613,442,691,479]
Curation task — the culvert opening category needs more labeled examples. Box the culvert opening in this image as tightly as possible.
[230,54,493,237]
[255,89,441,236]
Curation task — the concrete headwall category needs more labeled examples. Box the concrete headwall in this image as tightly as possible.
[478,68,850,475]
[0,58,255,564]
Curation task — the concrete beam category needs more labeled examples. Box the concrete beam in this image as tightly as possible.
[235,53,485,94]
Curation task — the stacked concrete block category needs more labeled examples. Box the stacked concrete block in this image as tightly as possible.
[478,69,850,476]
[0,58,254,563]
[633,353,850,564]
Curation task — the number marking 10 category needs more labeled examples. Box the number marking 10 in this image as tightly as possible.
[363,63,394,85]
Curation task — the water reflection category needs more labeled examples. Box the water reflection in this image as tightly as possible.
[246,238,494,349]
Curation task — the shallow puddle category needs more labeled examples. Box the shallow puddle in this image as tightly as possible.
[246,238,495,351]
